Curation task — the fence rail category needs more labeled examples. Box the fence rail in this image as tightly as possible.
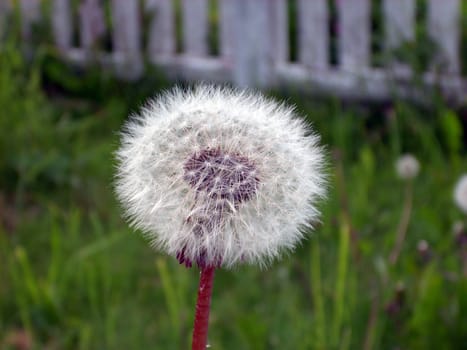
[2,0,466,104]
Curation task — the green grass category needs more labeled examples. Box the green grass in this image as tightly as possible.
[1,39,467,349]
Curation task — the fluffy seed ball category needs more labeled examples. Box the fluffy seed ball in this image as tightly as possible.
[115,85,326,268]
[395,154,420,180]
[454,175,467,214]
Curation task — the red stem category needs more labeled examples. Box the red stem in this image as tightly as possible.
[192,266,216,350]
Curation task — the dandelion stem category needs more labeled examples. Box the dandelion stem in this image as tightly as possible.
[362,292,380,350]
[389,181,413,265]
[310,241,326,348]
[331,217,350,346]
[192,265,216,350]
[334,149,360,262]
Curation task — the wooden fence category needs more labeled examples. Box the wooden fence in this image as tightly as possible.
[1,0,466,104]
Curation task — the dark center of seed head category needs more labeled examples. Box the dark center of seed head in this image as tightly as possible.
[178,148,260,268]
[183,148,259,204]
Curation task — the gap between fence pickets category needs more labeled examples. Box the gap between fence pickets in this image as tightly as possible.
[79,0,105,50]
[383,0,415,51]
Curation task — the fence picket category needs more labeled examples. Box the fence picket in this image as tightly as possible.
[256,0,281,84]
[20,0,40,40]
[52,0,72,50]
[220,0,235,59]
[230,0,254,86]
[79,0,105,50]
[221,0,289,64]
[427,0,460,74]
[182,0,208,56]
[383,0,415,50]
[146,0,175,58]
[298,0,328,69]
[111,0,143,78]
[274,0,288,64]
[230,0,278,87]
[337,0,370,71]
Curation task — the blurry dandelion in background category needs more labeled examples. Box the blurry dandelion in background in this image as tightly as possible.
[454,174,467,214]
[395,154,420,180]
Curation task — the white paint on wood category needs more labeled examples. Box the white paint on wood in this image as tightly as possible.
[146,0,175,58]
[428,0,460,74]
[254,0,277,86]
[182,0,208,56]
[52,0,73,50]
[230,0,278,87]
[273,0,289,64]
[383,0,415,50]
[111,0,141,53]
[337,0,370,71]
[220,0,235,59]
[221,0,289,65]
[63,46,467,105]
[150,55,231,82]
[277,63,466,105]
[111,0,143,79]
[66,47,231,83]
[20,0,40,40]
[298,0,328,69]
[79,0,105,50]
[230,0,253,86]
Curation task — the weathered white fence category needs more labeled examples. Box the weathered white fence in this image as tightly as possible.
[2,0,466,103]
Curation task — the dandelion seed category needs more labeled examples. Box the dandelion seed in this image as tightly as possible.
[395,154,420,180]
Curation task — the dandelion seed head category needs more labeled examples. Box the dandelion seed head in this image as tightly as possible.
[453,221,465,236]
[395,154,420,180]
[417,240,429,252]
[454,175,467,214]
[115,85,326,268]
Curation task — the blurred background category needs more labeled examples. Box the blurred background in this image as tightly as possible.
[1,0,467,349]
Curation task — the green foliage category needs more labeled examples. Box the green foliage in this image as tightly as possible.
[462,0,467,76]
[0,42,63,196]
[385,0,437,75]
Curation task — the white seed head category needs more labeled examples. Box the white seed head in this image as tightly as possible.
[115,85,327,269]
[417,240,429,252]
[452,221,464,236]
[454,175,467,214]
[395,154,420,180]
